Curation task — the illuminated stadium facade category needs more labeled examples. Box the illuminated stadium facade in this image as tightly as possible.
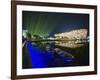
[54,29,88,48]
[54,29,88,39]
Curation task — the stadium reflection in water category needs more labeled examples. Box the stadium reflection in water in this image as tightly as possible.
[22,33,89,69]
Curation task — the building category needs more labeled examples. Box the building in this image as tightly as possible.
[54,29,88,48]
[54,29,88,39]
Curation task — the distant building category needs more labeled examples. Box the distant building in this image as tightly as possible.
[22,30,28,38]
[54,29,88,39]
[54,29,88,48]
[47,37,55,40]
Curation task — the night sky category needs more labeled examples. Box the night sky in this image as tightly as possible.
[22,11,89,37]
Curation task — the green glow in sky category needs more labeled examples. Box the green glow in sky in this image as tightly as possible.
[23,11,57,37]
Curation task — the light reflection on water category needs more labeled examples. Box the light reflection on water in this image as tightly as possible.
[23,40,89,69]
